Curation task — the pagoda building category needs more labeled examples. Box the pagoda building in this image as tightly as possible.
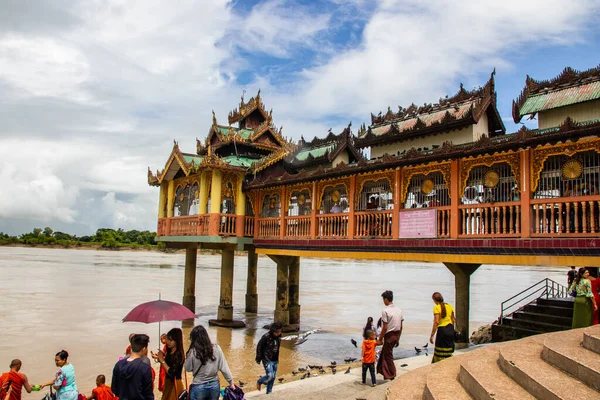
[513,65,600,129]
[355,72,505,159]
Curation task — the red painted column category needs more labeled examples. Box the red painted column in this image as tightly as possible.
[348,176,356,239]
[520,149,532,238]
[450,160,460,239]
[392,168,401,239]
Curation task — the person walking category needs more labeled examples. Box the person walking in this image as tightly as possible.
[111,334,154,400]
[376,290,403,380]
[360,330,378,387]
[156,329,185,400]
[567,266,577,287]
[255,322,282,394]
[570,267,598,328]
[429,292,456,363]
[362,317,376,340]
[0,360,34,400]
[39,351,78,400]
[184,325,235,400]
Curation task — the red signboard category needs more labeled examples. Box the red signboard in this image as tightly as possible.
[399,209,437,238]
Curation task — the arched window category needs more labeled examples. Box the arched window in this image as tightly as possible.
[462,163,516,205]
[288,189,312,216]
[321,184,348,214]
[174,184,192,216]
[261,194,281,218]
[357,179,392,211]
[405,172,449,209]
[221,182,235,214]
[534,151,600,199]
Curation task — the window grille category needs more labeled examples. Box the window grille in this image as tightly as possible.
[320,184,348,214]
[357,179,393,211]
[173,183,199,216]
[462,163,516,204]
[405,172,449,208]
[261,194,281,218]
[288,189,312,216]
[534,151,600,199]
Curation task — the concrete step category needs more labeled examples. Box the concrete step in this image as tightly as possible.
[582,325,600,355]
[458,346,535,400]
[492,324,544,342]
[512,311,572,327]
[423,357,472,400]
[498,336,599,399]
[541,329,600,391]
[386,363,435,400]
[524,304,573,318]
[501,316,570,333]
[536,297,574,309]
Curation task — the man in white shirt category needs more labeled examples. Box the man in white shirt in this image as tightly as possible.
[376,290,403,380]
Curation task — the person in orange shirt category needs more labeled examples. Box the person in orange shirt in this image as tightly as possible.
[86,375,115,400]
[360,330,379,387]
[157,334,167,392]
[0,359,34,400]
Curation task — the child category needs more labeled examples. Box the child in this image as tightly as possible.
[87,375,115,400]
[361,330,379,387]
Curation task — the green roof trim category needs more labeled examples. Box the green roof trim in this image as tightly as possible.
[216,126,253,140]
[221,156,254,168]
[295,144,336,161]
[519,80,600,116]
[183,155,203,166]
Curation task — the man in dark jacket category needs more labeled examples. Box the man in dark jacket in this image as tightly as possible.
[255,322,282,394]
[111,334,154,400]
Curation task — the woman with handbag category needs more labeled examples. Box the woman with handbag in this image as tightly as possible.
[39,351,78,400]
[429,292,456,363]
[184,325,236,400]
[570,267,598,328]
[156,329,185,400]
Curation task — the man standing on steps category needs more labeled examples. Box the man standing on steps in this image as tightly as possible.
[256,322,282,394]
[377,290,403,380]
[567,266,577,287]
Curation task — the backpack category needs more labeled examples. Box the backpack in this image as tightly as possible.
[222,386,245,400]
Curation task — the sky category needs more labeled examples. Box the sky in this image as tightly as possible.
[1,0,599,236]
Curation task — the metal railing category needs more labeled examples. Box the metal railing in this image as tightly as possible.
[498,278,568,324]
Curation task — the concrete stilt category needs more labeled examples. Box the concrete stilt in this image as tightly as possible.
[182,246,197,313]
[209,247,246,328]
[288,256,301,326]
[245,246,258,313]
[443,262,481,348]
[274,257,290,326]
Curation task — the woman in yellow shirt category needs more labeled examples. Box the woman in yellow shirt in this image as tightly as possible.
[429,292,456,363]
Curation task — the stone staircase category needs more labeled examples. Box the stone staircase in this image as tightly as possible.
[492,297,574,342]
[387,325,600,399]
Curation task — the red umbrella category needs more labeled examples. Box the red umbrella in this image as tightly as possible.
[123,296,196,346]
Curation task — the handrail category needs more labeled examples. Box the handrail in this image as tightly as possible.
[498,278,568,325]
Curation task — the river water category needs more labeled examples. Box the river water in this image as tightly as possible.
[0,247,566,397]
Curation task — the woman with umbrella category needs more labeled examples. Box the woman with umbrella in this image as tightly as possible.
[155,329,185,400]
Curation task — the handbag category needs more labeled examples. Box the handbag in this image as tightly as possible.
[223,385,245,400]
[41,388,56,400]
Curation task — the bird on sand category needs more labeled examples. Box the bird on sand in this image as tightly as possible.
[330,361,337,366]
[278,378,284,383]
[351,338,358,348]
[345,367,351,374]
[423,343,428,349]
[300,374,306,380]
[292,371,298,375]
[238,381,245,388]
[298,367,306,372]
[332,368,337,375]
[415,347,422,354]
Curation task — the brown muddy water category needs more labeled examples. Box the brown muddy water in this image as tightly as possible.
[0,247,566,397]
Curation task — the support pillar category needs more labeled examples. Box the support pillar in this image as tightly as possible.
[182,246,197,313]
[245,247,258,313]
[167,180,175,218]
[199,171,209,215]
[158,182,167,218]
[443,262,481,348]
[235,173,246,237]
[208,170,222,236]
[209,247,246,328]
[288,256,301,326]
[274,257,290,326]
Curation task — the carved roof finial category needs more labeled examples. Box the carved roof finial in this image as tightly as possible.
[212,110,217,126]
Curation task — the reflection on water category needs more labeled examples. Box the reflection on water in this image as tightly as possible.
[0,247,567,397]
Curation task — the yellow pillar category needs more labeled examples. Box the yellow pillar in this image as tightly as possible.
[210,169,222,213]
[167,181,175,218]
[158,182,167,218]
[235,174,246,237]
[199,171,209,215]
[209,169,222,235]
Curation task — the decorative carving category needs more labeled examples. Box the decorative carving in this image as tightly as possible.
[317,177,351,210]
[484,170,500,188]
[421,179,434,194]
[285,184,313,212]
[401,162,452,203]
[561,159,583,180]
[460,152,521,195]
[531,138,600,192]
[174,174,201,191]
[355,170,395,203]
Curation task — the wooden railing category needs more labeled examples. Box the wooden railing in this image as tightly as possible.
[354,210,393,238]
[257,217,281,238]
[531,196,600,237]
[285,216,312,238]
[244,216,255,237]
[459,202,521,237]
[317,214,349,238]
[218,214,236,236]
[437,207,451,238]
[157,218,166,236]
[168,215,210,236]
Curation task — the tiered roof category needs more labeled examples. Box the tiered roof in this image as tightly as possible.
[513,65,600,123]
[355,72,505,148]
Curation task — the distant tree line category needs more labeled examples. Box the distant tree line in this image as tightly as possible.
[0,227,161,249]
